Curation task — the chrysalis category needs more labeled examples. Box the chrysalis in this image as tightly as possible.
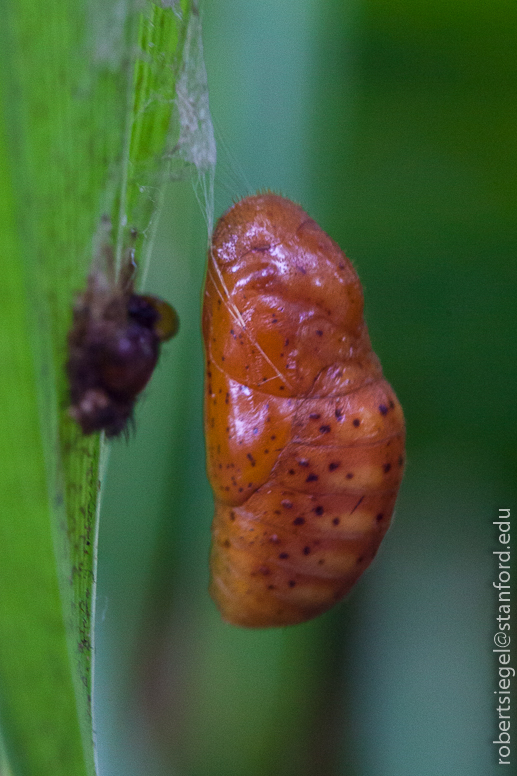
[203,194,405,627]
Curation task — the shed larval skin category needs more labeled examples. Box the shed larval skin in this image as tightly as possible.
[203,193,405,628]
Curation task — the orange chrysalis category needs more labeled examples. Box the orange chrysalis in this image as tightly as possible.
[203,194,405,627]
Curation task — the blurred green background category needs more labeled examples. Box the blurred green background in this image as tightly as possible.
[94,1,517,775]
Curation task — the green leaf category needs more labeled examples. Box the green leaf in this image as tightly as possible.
[0,1,203,773]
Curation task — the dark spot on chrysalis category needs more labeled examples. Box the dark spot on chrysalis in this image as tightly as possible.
[309,412,321,420]
[346,472,354,479]
[319,425,331,434]
[281,499,293,509]
[306,473,318,482]
[230,511,236,521]
[314,506,324,516]
[379,404,388,416]
[329,462,340,471]
[288,580,296,588]
[303,546,311,555]
[383,462,392,473]
[279,552,289,559]
[293,517,305,526]
[332,517,340,526]
[376,513,384,521]
[352,418,360,427]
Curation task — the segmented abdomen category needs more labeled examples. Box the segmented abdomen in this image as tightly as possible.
[203,194,405,627]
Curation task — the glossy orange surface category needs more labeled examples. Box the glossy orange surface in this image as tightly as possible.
[203,194,405,627]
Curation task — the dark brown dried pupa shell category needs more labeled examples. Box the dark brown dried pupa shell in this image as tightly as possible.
[67,230,178,437]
